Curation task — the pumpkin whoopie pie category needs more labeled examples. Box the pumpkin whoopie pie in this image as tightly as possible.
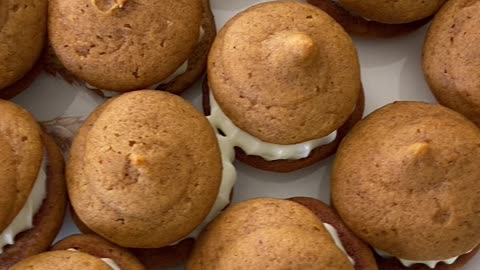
[67,90,236,268]
[48,0,216,95]
[0,0,46,99]
[0,101,66,270]
[423,0,480,126]
[332,102,480,269]
[187,197,378,270]
[204,1,364,173]
[307,0,445,38]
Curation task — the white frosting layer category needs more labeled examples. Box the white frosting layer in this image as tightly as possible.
[67,249,122,270]
[375,248,472,268]
[207,92,337,161]
[324,223,355,265]
[171,133,237,244]
[0,153,48,253]
[101,258,122,270]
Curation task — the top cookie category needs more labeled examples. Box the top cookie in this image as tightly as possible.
[208,1,360,145]
[48,0,202,92]
[10,251,112,270]
[332,102,480,260]
[423,0,480,126]
[67,91,222,248]
[187,198,353,269]
[338,0,445,24]
[0,101,43,234]
[0,0,47,90]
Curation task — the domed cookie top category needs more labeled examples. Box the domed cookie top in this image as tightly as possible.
[332,102,480,260]
[0,0,47,90]
[423,0,480,126]
[208,1,360,145]
[187,198,354,269]
[0,100,43,235]
[68,91,222,248]
[10,251,113,270]
[338,0,445,24]
[48,0,202,92]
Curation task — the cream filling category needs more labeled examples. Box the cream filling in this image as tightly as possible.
[67,249,122,270]
[324,223,355,265]
[101,258,122,270]
[207,92,337,161]
[89,27,205,97]
[375,248,473,268]
[0,153,48,253]
[170,132,237,245]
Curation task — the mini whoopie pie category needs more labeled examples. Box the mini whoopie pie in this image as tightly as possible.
[204,1,364,173]
[332,102,480,269]
[187,197,378,270]
[10,234,144,270]
[423,0,480,126]
[0,0,47,99]
[0,101,66,270]
[307,0,445,38]
[67,90,236,268]
[48,0,216,95]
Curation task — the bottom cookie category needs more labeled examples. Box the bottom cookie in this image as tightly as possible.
[307,0,432,38]
[51,234,145,270]
[202,79,365,173]
[71,208,194,270]
[0,132,66,270]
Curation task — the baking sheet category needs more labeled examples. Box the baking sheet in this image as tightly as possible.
[12,0,479,269]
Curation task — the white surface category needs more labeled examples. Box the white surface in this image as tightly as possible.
[12,0,479,269]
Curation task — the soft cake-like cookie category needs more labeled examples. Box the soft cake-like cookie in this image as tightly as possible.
[0,0,47,98]
[332,102,480,269]
[423,0,480,126]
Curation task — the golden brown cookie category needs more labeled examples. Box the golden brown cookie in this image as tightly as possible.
[51,234,145,270]
[67,90,222,248]
[423,0,480,126]
[48,0,215,94]
[203,79,365,172]
[0,101,66,270]
[187,198,377,269]
[307,0,434,38]
[332,102,480,262]
[10,251,115,270]
[0,0,47,96]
